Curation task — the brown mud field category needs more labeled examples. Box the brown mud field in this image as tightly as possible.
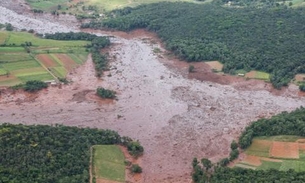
[1,3,305,183]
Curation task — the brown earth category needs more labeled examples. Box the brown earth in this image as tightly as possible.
[55,54,77,71]
[1,4,305,183]
[270,142,299,159]
[36,54,58,68]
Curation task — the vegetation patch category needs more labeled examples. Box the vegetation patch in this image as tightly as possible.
[92,145,125,182]
[0,123,124,183]
[96,87,116,99]
[245,70,270,81]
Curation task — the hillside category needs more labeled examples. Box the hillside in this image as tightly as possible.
[84,2,305,88]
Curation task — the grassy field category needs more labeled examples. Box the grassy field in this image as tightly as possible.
[26,0,208,13]
[245,70,270,81]
[92,145,125,182]
[0,31,89,86]
[235,136,305,171]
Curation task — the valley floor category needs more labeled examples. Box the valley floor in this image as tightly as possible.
[0,2,305,182]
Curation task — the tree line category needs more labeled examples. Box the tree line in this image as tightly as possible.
[82,2,305,88]
[0,123,143,183]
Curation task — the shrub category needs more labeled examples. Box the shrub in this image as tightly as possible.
[127,141,144,157]
[230,140,238,150]
[24,80,48,92]
[189,65,195,73]
[96,87,116,99]
[229,149,239,161]
[131,164,142,173]
[299,83,305,91]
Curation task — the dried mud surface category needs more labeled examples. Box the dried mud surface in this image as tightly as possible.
[1,4,305,183]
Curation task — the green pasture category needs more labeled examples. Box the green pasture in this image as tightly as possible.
[245,139,272,157]
[68,53,88,64]
[93,145,125,182]
[0,77,21,86]
[0,68,8,75]
[0,31,9,44]
[0,53,32,62]
[6,32,89,47]
[2,60,41,71]
[256,160,282,171]
[26,0,207,13]
[26,0,68,10]
[50,67,67,78]
[0,47,25,53]
[18,73,54,82]
[255,135,303,142]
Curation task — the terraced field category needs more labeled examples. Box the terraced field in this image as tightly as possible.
[0,31,89,86]
[235,136,305,172]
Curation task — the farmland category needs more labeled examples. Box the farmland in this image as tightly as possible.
[26,0,207,13]
[0,31,89,86]
[92,145,125,182]
[235,136,305,171]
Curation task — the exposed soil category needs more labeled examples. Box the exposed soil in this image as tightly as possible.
[1,3,305,183]
[55,54,77,70]
[36,54,58,67]
[270,142,299,159]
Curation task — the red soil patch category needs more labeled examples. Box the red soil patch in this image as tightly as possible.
[0,75,16,81]
[36,54,57,68]
[55,54,77,71]
[245,71,256,78]
[299,143,305,150]
[243,155,262,166]
[270,142,299,159]
[96,178,120,183]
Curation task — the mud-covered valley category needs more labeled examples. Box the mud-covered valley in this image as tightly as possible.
[1,2,305,183]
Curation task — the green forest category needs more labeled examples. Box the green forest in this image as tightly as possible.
[0,123,141,183]
[82,2,305,88]
[192,107,305,182]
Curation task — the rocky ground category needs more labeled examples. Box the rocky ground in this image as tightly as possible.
[0,2,305,183]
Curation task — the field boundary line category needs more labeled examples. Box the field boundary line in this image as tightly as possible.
[30,53,58,81]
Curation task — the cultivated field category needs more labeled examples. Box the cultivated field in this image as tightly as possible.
[245,70,270,81]
[0,31,88,86]
[26,0,207,12]
[92,145,125,182]
[235,136,305,171]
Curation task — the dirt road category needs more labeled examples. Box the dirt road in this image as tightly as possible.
[0,3,305,183]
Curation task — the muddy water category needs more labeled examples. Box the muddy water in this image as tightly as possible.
[1,4,305,183]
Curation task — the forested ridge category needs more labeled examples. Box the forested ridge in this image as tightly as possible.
[192,107,305,182]
[0,124,133,183]
[82,2,305,88]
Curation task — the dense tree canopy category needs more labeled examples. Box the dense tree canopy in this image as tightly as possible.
[0,124,122,183]
[83,2,305,88]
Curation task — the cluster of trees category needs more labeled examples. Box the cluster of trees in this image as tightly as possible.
[44,32,111,76]
[192,107,305,182]
[0,123,143,183]
[96,87,116,99]
[44,32,98,41]
[218,0,294,7]
[239,107,305,149]
[84,2,305,88]
[12,80,48,92]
